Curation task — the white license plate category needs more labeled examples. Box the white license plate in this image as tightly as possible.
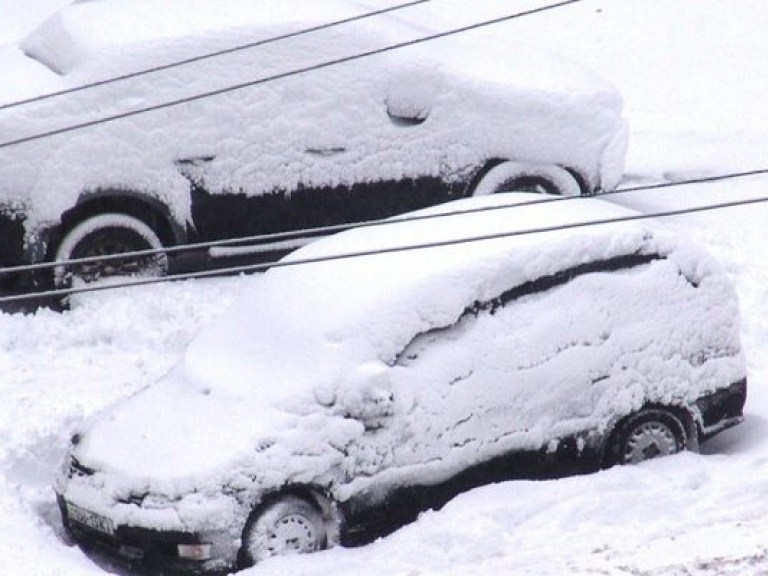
[67,503,115,536]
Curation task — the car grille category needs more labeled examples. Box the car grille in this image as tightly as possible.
[117,493,146,506]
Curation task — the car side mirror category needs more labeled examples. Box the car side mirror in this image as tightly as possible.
[383,62,441,128]
[337,364,395,430]
[385,98,428,127]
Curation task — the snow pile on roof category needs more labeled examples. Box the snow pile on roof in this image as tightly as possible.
[19,0,387,74]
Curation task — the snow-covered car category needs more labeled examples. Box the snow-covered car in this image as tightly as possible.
[55,193,746,573]
[0,0,627,294]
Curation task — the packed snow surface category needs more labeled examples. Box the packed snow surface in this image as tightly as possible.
[2,0,768,575]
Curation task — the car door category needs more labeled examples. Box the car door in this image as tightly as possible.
[184,33,466,248]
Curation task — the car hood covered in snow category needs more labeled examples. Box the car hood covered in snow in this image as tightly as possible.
[70,194,744,504]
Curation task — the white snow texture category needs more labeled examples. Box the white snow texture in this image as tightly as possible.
[2,1,768,575]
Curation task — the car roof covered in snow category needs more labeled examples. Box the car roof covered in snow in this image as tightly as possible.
[180,194,670,401]
[19,0,381,75]
[76,193,729,484]
[16,0,613,95]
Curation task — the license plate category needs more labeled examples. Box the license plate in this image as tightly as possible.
[67,503,115,536]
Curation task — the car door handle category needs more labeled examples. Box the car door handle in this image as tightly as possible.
[305,147,346,157]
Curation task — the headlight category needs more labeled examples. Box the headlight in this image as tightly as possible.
[58,452,73,478]
[55,432,83,487]
[177,543,212,561]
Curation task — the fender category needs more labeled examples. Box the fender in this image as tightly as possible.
[469,159,586,197]
[30,188,188,265]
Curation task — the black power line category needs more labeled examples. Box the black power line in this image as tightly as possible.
[617,168,768,192]
[2,188,767,305]
[3,165,766,279]
[0,0,583,150]
[1,165,766,279]
[0,0,431,111]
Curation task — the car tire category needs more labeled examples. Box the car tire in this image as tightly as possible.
[604,408,689,467]
[53,213,168,288]
[239,494,328,566]
[472,161,582,197]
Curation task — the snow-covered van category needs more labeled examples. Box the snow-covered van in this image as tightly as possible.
[0,0,627,295]
[55,194,746,573]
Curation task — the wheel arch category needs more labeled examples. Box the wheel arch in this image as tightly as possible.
[237,484,343,567]
[46,189,186,260]
[466,158,591,197]
[599,403,699,469]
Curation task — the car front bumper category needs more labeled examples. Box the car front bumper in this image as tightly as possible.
[57,494,240,575]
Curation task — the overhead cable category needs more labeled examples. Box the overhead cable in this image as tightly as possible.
[2,190,767,304]
[1,165,766,279]
[617,167,768,192]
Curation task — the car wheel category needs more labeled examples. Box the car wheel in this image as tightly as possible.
[240,495,328,566]
[54,213,168,288]
[605,408,689,466]
[472,161,582,196]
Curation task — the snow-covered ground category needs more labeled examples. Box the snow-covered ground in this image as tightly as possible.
[2,0,768,575]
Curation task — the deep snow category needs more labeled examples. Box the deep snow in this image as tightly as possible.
[2,0,768,575]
